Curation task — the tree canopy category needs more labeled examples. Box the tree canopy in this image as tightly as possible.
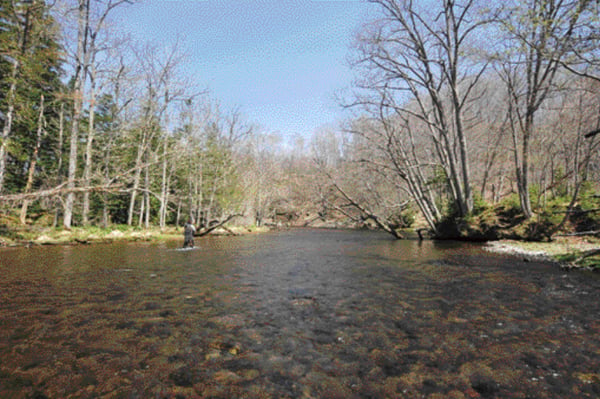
[0,0,598,242]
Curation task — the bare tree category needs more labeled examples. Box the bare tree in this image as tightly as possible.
[493,0,595,219]
[346,109,442,234]
[126,42,182,226]
[99,56,130,227]
[62,0,90,228]
[244,131,282,226]
[549,77,600,233]
[126,77,156,226]
[81,1,131,224]
[61,0,131,228]
[310,125,412,237]
[352,0,492,224]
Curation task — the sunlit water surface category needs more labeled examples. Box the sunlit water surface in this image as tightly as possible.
[1,228,599,398]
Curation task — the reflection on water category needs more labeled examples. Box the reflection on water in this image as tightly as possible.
[0,228,599,398]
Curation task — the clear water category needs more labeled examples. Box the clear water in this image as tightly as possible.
[1,228,598,398]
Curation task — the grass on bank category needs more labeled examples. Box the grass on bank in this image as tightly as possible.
[0,211,269,246]
[2,204,598,269]
[0,224,180,246]
[433,191,600,269]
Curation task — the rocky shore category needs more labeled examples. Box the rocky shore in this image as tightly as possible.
[485,237,600,270]
[485,241,554,262]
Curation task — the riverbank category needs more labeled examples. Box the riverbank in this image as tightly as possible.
[0,224,270,247]
[485,236,600,270]
[2,222,598,270]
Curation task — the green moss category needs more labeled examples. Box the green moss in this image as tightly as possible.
[555,251,600,270]
[432,193,595,242]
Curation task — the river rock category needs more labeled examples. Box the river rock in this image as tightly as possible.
[241,369,260,381]
[205,350,221,360]
[169,366,194,387]
[213,370,241,384]
[209,314,246,328]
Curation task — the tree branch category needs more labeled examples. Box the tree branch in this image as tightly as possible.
[195,213,243,237]
[584,128,600,139]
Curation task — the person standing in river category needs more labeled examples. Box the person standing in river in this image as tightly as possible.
[183,218,196,248]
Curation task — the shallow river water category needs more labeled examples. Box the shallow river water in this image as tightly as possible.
[0,228,599,398]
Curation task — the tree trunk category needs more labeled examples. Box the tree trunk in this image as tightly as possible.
[159,135,168,229]
[54,103,65,225]
[205,173,220,226]
[19,95,45,224]
[199,122,207,225]
[445,2,473,216]
[82,64,97,225]
[127,142,145,226]
[57,103,64,175]
[176,199,181,226]
[64,0,90,229]
[138,189,144,228]
[102,136,112,228]
[144,163,150,228]
[195,213,242,237]
[387,117,441,233]
[519,113,534,219]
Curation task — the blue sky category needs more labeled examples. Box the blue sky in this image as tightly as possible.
[113,0,375,141]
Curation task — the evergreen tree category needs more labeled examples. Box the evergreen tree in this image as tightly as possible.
[0,0,63,194]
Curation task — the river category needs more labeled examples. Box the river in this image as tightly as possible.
[0,228,598,398]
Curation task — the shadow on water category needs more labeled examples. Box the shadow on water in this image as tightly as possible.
[0,228,599,398]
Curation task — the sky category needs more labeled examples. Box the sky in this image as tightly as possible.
[112,0,376,142]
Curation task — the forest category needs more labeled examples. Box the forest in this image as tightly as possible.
[0,0,599,247]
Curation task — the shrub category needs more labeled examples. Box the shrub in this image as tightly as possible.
[472,191,490,216]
